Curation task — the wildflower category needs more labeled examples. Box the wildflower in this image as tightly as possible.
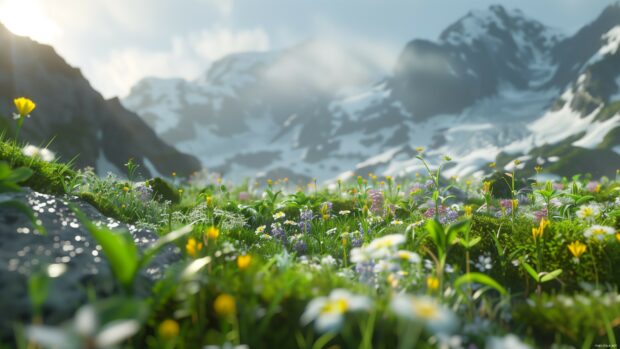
[185,238,203,258]
[464,205,473,217]
[391,219,403,225]
[13,97,36,119]
[293,239,308,255]
[584,225,615,241]
[512,199,518,211]
[576,204,600,221]
[284,220,297,226]
[586,181,601,193]
[22,145,55,162]
[489,162,496,169]
[532,218,548,240]
[567,241,586,263]
[534,166,542,174]
[427,276,440,291]
[273,211,286,220]
[158,319,180,340]
[122,186,129,193]
[237,255,252,270]
[320,201,332,220]
[396,250,420,263]
[482,181,491,193]
[474,254,492,271]
[368,189,384,215]
[255,225,266,234]
[271,223,287,243]
[416,146,425,153]
[617,233,620,243]
[300,289,371,333]
[214,294,236,318]
[339,210,351,216]
[206,226,220,240]
[367,234,406,251]
[390,295,457,333]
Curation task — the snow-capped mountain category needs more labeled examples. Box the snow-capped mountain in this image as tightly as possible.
[123,4,620,184]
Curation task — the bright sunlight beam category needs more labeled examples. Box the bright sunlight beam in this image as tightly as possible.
[0,0,61,44]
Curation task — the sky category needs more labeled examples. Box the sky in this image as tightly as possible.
[0,0,615,98]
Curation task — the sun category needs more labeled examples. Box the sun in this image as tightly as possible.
[0,0,61,44]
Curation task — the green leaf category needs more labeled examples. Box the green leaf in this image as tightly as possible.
[446,219,471,246]
[6,167,33,183]
[0,162,11,180]
[73,208,139,291]
[521,261,539,282]
[425,219,445,255]
[575,196,594,205]
[454,272,507,295]
[540,269,562,283]
[461,236,481,249]
[28,273,50,313]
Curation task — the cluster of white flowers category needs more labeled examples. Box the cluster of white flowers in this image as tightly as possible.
[22,145,55,162]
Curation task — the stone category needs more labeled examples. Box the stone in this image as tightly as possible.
[0,188,180,340]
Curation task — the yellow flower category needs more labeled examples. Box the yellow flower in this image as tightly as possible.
[267,179,273,186]
[489,162,496,169]
[464,205,473,217]
[185,238,203,258]
[512,199,519,211]
[122,186,129,193]
[206,226,220,240]
[534,166,543,173]
[237,254,252,270]
[415,146,425,153]
[214,293,236,317]
[206,196,213,207]
[482,181,491,194]
[14,97,36,118]
[171,172,176,177]
[532,218,549,239]
[616,233,620,243]
[567,241,586,258]
[427,276,439,291]
[158,319,180,339]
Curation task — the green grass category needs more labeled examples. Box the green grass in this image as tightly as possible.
[2,139,620,349]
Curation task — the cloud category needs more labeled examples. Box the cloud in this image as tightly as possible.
[86,27,270,98]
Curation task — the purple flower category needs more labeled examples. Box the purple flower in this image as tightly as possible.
[586,181,600,193]
[368,189,384,215]
[270,223,287,244]
[424,179,435,190]
[299,208,314,233]
[293,240,308,255]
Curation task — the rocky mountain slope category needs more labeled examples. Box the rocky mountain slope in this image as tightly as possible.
[0,24,201,177]
[123,4,620,183]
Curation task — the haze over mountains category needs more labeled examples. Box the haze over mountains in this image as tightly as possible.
[123,4,620,183]
[0,23,201,177]
[0,4,619,183]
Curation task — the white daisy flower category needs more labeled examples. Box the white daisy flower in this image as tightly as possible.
[390,294,457,333]
[300,289,371,333]
[584,225,615,241]
[576,204,600,221]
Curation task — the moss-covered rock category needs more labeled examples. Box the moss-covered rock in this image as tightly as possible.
[148,177,180,204]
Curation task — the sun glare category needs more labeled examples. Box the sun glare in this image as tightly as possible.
[0,0,61,44]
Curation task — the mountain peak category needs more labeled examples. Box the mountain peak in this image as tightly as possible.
[439,4,558,47]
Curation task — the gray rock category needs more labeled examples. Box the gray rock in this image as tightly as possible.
[0,188,180,339]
